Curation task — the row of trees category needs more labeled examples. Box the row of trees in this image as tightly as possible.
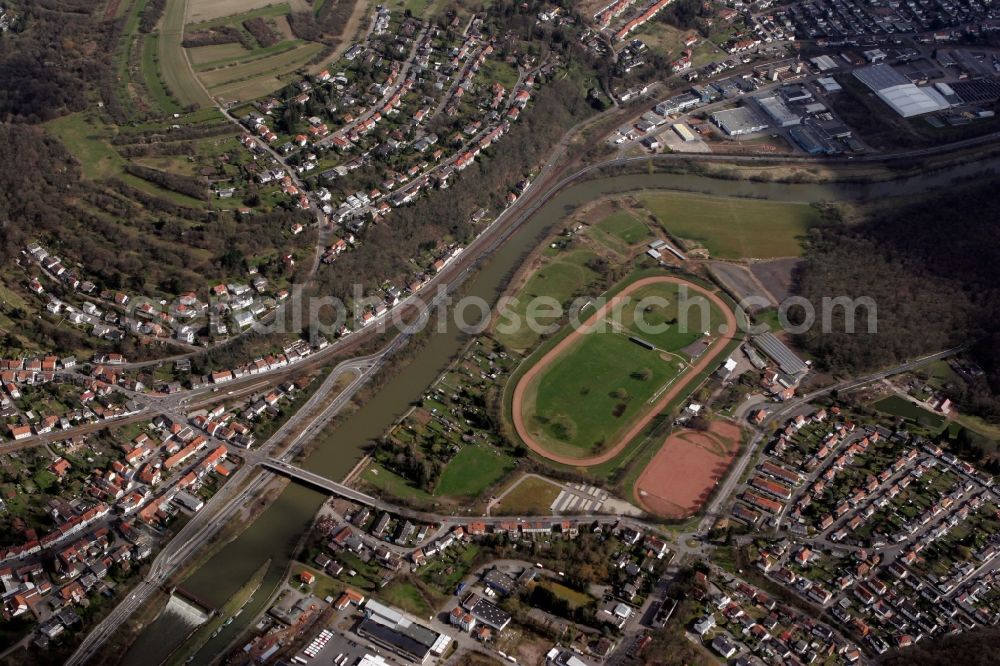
[125,164,209,201]
[139,0,166,33]
[243,17,279,48]
[182,26,252,49]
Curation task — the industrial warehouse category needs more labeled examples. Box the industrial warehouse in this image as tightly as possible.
[853,63,951,118]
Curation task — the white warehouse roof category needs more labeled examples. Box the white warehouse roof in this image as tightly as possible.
[853,64,948,118]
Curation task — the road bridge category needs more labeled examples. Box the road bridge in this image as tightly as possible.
[261,458,437,522]
[260,458,645,529]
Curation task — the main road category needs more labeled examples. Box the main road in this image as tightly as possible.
[65,351,378,666]
[64,68,998,663]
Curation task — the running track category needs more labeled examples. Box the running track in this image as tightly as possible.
[511,275,738,466]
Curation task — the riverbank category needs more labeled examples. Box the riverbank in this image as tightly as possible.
[119,156,1000,663]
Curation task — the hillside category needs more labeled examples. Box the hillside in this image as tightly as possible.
[879,626,1000,665]
[794,176,1000,421]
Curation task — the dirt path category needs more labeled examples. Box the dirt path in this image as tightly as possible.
[511,275,737,467]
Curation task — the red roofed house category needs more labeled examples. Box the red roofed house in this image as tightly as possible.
[49,458,71,478]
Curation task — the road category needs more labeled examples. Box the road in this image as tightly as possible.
[64,330,961,665]
[692,347,963,537]
[65,355,376,666]
[59,31,999,661]
[61,100,980,656]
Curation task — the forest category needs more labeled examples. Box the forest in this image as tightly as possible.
[0,0,112,123]
[793,177,1000,421]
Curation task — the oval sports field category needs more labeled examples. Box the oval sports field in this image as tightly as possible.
[511,275,738,467]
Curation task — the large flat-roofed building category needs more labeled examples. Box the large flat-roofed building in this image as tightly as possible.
[672,123,696,142]
[710,106,769,136]
[752,332,809,378]
[756,94,801,127]
[950,78,1000,105]
[655,92,701,116]
[789,126,829,155]
[817,77,842,93]
[853,64,949,118]
[469,598,511,631]
[357,600,445,663]
[810,55,839,72]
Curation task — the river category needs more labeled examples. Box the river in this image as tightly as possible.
[122,160,1000,665]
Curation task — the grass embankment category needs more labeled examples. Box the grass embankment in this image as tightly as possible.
[494,249,600,352]
[493,475,562,515]
[588,210,652,252]
[159,0,214,108]
[435,445,515,497]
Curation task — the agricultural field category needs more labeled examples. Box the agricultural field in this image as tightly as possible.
[516,279,726,459]
[188,42,252,67]
[640,191,823,260]
[160,0,215,108]
[202,42,324,103]
[186,0,308,23]
[174,0,331,105]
